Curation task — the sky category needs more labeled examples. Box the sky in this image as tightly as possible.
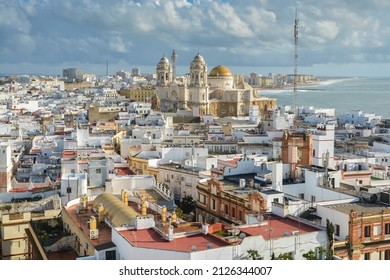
[1,0,390,77]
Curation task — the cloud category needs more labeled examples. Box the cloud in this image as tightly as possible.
[0,3,31,33]
[109,36,132,53]
[1,0,390,75]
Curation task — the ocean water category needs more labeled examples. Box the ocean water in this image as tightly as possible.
[259,77,390,119]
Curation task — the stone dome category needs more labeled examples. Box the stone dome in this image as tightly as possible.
[192,53,205,63]
[159,55,170,65]
[209,65,232,77]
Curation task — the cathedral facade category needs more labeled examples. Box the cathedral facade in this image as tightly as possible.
[155,51,276,118]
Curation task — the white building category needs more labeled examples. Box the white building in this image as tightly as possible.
[310,123,335,168]
[339,110,382,128]
[60,173,88,205]
[128,102,151,115]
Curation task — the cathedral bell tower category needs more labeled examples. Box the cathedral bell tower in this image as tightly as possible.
[156,55,172,86]
[190,53,207,87]
[189,53,208,117]
[171,49,177,81]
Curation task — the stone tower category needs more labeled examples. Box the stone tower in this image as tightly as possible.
[0,145,12,193]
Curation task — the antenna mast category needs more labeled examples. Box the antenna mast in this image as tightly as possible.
[293,9,299,130]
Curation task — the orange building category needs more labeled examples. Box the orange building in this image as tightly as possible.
[334,206,390,260]
[196,178,267,225]
[282,131,312,179]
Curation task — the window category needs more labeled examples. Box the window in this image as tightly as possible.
[238,210,243,221]
[105,250,116,260]
[335,224,340,236]
[385,223,390,235]
[311,195,316,203]
[211,199,216,211]
[273,198,279,203]
[96,168,101,174]
[231,207,236,218]
[313,149,315,157]
[299,193,304,199]
[364,253,370,260]
[225,204,229,215]
[198,194,206,204]
[385,250,390,260]
[364,225,371,237]
[374,225,382,236]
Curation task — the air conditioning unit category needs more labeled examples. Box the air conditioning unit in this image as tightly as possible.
[90,229,99,240]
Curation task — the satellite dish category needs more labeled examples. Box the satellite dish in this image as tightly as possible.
[191,245,197,252]
[239,232,247,239]
[257,215,264,222]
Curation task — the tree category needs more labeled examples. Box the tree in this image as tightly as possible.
[272,252,293,260]
[326,219,335,260]
[302,250,317,260]
[246,249,261,260]
[179,195,196,214]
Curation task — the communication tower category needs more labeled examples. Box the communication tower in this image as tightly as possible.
[293,9,299,130]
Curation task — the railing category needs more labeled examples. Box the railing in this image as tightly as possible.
[291,202,312,217]
[153,181,173,201]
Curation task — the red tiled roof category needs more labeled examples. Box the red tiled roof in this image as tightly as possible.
[115,167,134,176]
[119,228,230,252]
[239,215,319,240]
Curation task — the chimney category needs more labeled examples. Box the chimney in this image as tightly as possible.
[89,216,97,230]
[123,192,129,205]
[161,206,167,223]
[98,203,104,223]
[202,223,209,235]
[141,201,147,216]
[171,212,177,223]
[168,225,174,241]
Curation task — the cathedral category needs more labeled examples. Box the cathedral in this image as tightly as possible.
[155,51,276,118]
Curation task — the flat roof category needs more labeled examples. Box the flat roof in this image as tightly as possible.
[323,202,390,215]
[118,228,230,252]
[261,189,283,195]
[65,202,112,247]
[239,215,319,240]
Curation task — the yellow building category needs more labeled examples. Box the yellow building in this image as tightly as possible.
[0,206,61,260]
[88,104,124,123]
[118,85,159,110]
[128,154,159,180]
[207,65,276,118]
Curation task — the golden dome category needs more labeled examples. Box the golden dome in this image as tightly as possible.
[209,65,232,77]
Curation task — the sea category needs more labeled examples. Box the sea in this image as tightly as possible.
[259,77,390,119]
